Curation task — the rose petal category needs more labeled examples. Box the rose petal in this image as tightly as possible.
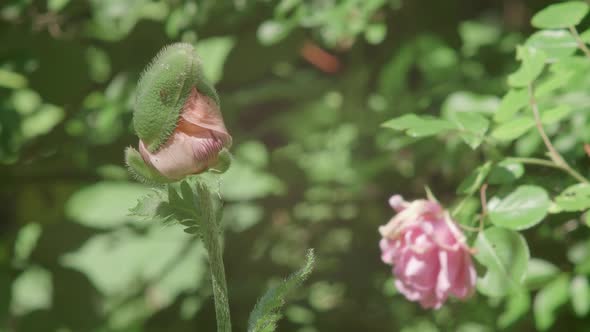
[379,197,477,309]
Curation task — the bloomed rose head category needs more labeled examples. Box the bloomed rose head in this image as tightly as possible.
[379,195,477,309]
[125,43,232,183]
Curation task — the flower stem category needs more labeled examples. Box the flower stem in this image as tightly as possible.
[569,26,590,60]
[527,84,588,184]
[196,182,232,332]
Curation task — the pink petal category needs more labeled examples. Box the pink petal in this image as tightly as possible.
[389,195,408,212]
[180,87,231,146]
[139,132,218,180]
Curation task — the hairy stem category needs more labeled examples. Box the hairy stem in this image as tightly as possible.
[197,182,232,332]
[569,26,590,60]
[527,84,588,183]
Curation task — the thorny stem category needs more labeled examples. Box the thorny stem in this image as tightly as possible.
[196,182,232,332]
[507,157,564,170]
[478,183,488,232]
[455,184,487,233]
[569,26,590,60]
[527,83,589,184]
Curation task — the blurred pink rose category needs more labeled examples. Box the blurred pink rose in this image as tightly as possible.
[139,87,232,180]
[379,195,476,309]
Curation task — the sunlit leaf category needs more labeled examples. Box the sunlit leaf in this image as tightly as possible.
[525,30,577,62]
[554,183,590,212]
[540,105,572,125]
[488,160,524,184]
[494,89,528,123]
[534,275,570,331]
[524,258,560,290]
[531,1,589,29]
[491,117,534,141]
[474,227,530,297]
[21,104,64,139]
[382,114,456,137]
[196,37,235,84]
[258,20,291,46]
[498,290,530,328]
[457,162,492,194]
[449,112,489,149]
[61,226,206,304]
[488,185,550,230]
[507,47,547,87]
[569,276,590,317]
[11,266,52,315]
[66,182,151,229]
[365,23,387,45]
[0,69,28,89]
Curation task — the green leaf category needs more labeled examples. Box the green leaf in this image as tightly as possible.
[129,189,167,219]
[507,47,547,87]
[536,71,574,97]
[86,46,111,83]
[459,20,501,56]
[442,91,500,117]
[491,105,569,141]
[257,20,292,46]
[488,160,524,184]
[524,258,560,290]
[48,0,71,11]
[474,227,530,297]
[365,23,387,45]
[11,266,52,315]
[581,28,590,43]
[554,183,590,212]
[494,89,528,123]
[457,162,492,194]
[21,104,65,139]
[13,222,42,266]
[61,225,206,303]
[491,117,534,141]
[531,1,589,29]
[488,185,550,230]
[12,89,41,115]
[571,276,590,316]
[196,37,235,84]
[498,290,530,328]
[449,112,489,149]
[248,249,315,332]
[235,141,269,168]
[382,114,456,137]
[541,105,572,124]
[66,182,152,229]
[534,275,570,331]
[525,30,577,62]
[0,69,27,89]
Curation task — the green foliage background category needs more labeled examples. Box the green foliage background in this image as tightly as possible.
[2,0,590,331]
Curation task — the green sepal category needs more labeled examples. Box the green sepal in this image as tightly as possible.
[209,148,232,174]
[195,61,220,106]
[133,43,220,152]
[125,146,172,184]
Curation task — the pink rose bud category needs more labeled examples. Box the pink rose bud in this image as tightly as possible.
[138,87,232,180]
[379,195,477,309]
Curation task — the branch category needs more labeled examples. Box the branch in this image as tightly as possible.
[527,83,588,183]
[569,26,590,60]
